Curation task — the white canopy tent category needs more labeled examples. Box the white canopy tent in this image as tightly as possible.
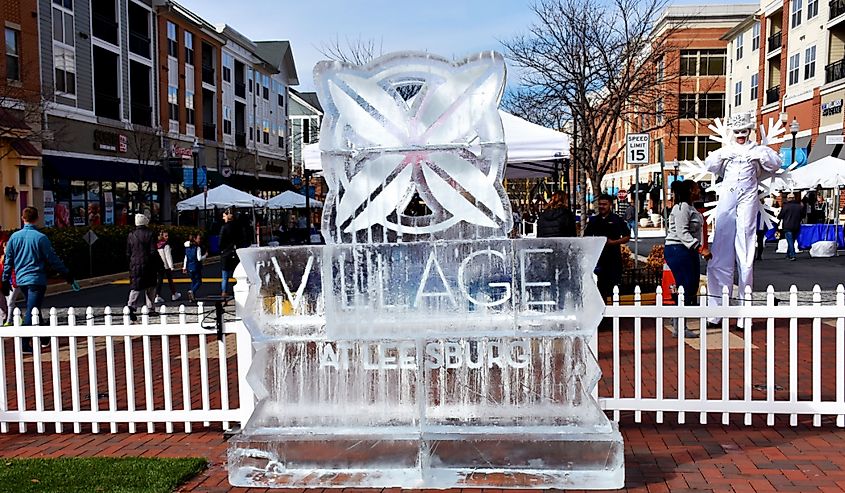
[176,184,267,211]
[267,190,323,209]
[772,156,845,190]
[301,110,569,178]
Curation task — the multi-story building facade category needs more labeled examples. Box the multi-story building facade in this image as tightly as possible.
[723,0,844,169]
[0,0,42,228]
[29,0,298,225]
[601,4,757,204]
[38,0,165,226]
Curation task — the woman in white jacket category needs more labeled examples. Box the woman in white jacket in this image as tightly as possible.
[154,231,181,303]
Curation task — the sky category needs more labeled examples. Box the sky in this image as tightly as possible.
[176,0,538,92]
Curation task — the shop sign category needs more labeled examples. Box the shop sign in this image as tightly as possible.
[823,99,843,117]
[93,129,127,153]
[171,144,193,159]
[43,191,55,227]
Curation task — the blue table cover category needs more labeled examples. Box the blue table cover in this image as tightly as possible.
[764,224,845,249]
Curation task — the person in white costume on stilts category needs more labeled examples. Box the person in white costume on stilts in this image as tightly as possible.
[705,112,781,324]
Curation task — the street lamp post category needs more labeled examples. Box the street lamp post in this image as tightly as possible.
[304,169,313,244]
[790,118,800,167]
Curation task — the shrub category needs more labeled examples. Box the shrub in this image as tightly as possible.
[6,225,203,280]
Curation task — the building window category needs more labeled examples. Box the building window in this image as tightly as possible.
[734,81,742,107]
[53,0,73,7]
[788,53,800,85]
[18,166,27,185]
[656,98,664,124]
[166,21,177,58]
[679,49,726,76]
[679,136,720,161]
[262,74,270,99]
[223,105,232,134]
[248,68,253,93]
[656,57,664,82]
[750,73,758,101]
[184,31,193,66]
[805,45,816,79]
[679,94,696,118]
[222,53,232,83]
[5,28,20,81]
[700,93,725,118]
[168,85,178,121]
[735,34,743,60]
[302,120,311,144]
[752,22,760,51]
[52,5,75,46]
[185,91,195,125]
[53,45,76,95]
[808,0,818,19]
[791,0,802,28]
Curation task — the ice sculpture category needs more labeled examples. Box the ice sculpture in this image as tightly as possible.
[228,51,624,489]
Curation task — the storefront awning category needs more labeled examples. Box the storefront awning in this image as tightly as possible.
[44,155,172,183]
[807,130,844,163]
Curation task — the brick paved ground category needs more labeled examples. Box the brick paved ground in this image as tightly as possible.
[2,417,845,492]
[1,313,844,492]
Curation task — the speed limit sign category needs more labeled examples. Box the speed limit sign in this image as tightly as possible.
[626,133,650,164]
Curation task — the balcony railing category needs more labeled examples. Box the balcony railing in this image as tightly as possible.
[128,31,151,59]
[92,13,119,45]
[831,0,845,19]
[767,31,782,53]
[235,132,246,147]
[202,123,216,140]
[826,58,845,84]
[95,93,121,120]
[202,65,215,85]
[234,82,246,98]
[130,103,152,127]
[765,86,780,105]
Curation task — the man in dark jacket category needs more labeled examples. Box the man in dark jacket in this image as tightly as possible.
[584,194,631,299]
[778,193,804,261]
[537,191,576,238]
[218,207,243,297]
[126,214,159,318]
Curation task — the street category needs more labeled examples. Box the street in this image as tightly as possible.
[631,235,845,292]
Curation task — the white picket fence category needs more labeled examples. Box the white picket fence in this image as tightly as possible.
[599,284,845,427]
[1,304,253,434]
[3,284,844,434]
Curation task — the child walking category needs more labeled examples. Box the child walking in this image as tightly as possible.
[182,233,207,302]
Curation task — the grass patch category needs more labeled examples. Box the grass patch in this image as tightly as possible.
[0,457,207,493]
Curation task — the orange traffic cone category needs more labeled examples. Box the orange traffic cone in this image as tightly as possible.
[661,262,676,305]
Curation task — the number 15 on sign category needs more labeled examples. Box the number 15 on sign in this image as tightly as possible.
[626,133,649,164]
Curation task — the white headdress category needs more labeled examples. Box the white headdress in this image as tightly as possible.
[727,112,755,131]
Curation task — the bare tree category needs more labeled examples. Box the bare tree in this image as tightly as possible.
[504,0,698,211]
[125,124,163,208]
[501,87,570,131]
[0,68,55,161]
[317,35,384,65]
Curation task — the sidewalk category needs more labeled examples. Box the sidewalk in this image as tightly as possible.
[2,418,845,492]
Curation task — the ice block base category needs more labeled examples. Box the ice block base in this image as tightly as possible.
[228,425,624,489]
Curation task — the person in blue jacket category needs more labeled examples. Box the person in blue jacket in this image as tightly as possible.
[1,207,76,352]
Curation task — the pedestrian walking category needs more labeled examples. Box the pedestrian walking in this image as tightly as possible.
[154,231,181,303]
[1,207,75,352]
[182,233,207,302]
[218,208,242,297]
[664,180,711,337]
[778,193,804,261]
[126,214,160,320]
[537,191,576,238]
[584,194,631,300]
